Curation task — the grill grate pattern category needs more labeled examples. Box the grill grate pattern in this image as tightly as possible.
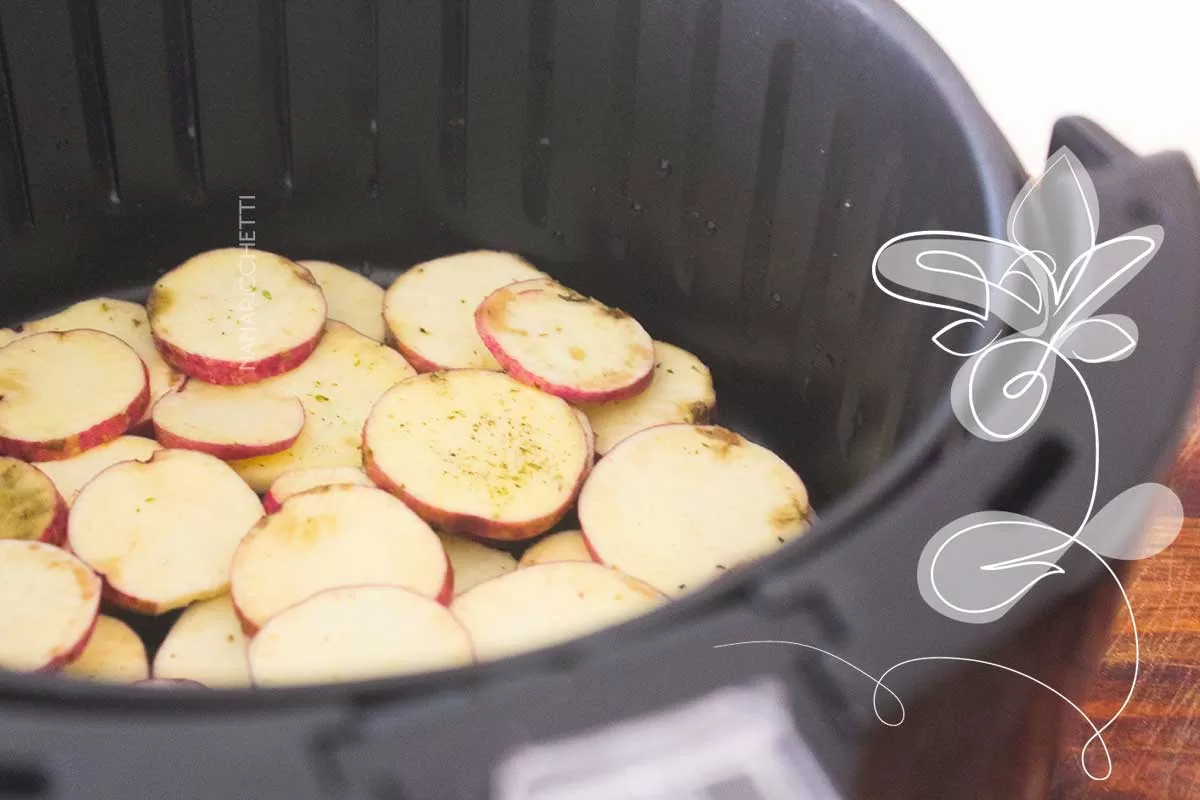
[0,0,993,500]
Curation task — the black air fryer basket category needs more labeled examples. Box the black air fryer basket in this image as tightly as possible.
[1,1,1199,798]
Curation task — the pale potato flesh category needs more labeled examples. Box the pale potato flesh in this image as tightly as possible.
[0,457,60,542]
[68,449,264,612]
[32,436,161,506]
[439,532,518,595]
[230,321,417,491]
[0,328,16,348]
[61,615,149,683]
[364,370,589,531]
[266,466,374,506]
[451,562,664,661]
[518,530,593,568]
[0,541,101,671]
[579,425,810,596]
[153,595,251,687]
[148,248,326,363]
[0,330,146,441]
[577,341,716,454]
[476,278,655,398]
[153,381,304,452]
[231,485,448,629]
[249,586,474,686]
[384,251,545,370]
[18,298,183,419]
[298,260,387,342]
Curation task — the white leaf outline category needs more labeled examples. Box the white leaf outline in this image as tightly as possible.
[1057,315,1138,364]
[930,317,1000,358]
[923,512,1066,618]
[1007,146,1099,291]
[872,231,1052,336]
[1052,226,1163,331]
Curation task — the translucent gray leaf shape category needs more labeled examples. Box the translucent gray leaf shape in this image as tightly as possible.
[1052,225,1163,327]
[1056,314,1138,363]
[873,234,1050,336]
[951,335,1055,441]
[1078,483,1183,560]
[1007,147,1098,281]
[918,511,1067,624]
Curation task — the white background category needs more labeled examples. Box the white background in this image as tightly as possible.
[896,0,1200,173]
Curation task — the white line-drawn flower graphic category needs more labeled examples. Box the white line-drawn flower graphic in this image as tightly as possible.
[873,148,1181,623]
[719,148,1184,783]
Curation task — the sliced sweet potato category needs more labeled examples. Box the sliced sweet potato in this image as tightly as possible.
[579,424,810,596]
[475,278,655,403]
[148,248,327,385]
[263,466,374,513]
[0,330,150,461]
[363,370,590,541]
[230,484,450,634]
[517,530,593,568]
[152,379,305,460]
[60,615,149,683]
[383,251,546,371]
[0,457,68,545]
[577,341,716,455]
[439,532,518,595]
[297,260,387,343]
[229,321,417,492]
[450,562,664,661]
[249,585,474,687]
[0,541,101,671]
[17,298,184,423]
[32,435,161,506]
[153,595,251,687]
[68,449,264,614]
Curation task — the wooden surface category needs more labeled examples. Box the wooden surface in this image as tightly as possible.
[1051,399,1200,799]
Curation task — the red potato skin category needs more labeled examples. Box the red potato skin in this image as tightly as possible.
[38,492,69,547]
[151,401,304,461]
[152,426,301,461]
[385,328,449,373]
[574,409,596,479]
[262,475,374,514]
[99,578,215,617]
[261,492,284,515]
[363,444,584,543]
[580,529,604,564]
[0,365,150,462]
[152,328,323,387]
[233,599,259,638]
[474,299,655,404]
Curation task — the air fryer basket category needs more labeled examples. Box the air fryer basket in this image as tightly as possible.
[1,0,1199,798]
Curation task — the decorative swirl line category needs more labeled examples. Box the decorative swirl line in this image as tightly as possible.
[718,526,1139,783]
